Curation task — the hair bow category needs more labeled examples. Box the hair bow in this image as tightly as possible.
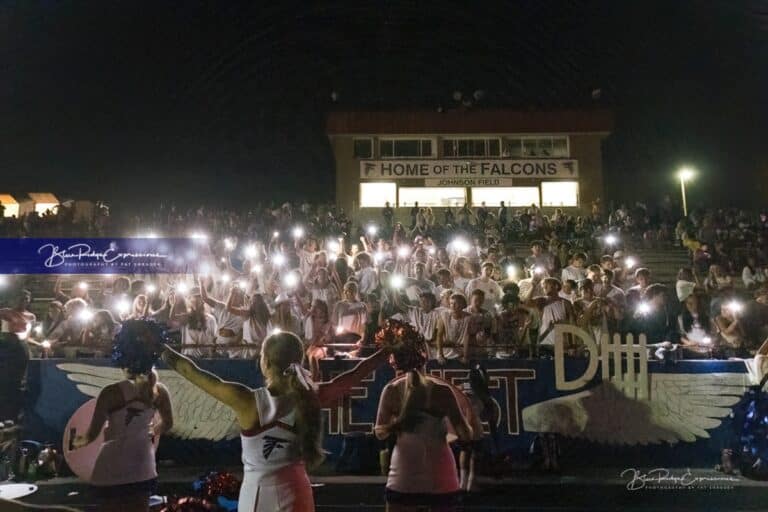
[284,362,317,391]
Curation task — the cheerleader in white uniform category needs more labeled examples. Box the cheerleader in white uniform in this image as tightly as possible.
[71,320,174,512]
[163,331,390,511]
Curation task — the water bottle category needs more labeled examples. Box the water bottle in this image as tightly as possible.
[0,455,11,481]
[17,448,29,480]
[27,459,38,481]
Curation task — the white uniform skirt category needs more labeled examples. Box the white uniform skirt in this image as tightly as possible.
[238,464,314,512]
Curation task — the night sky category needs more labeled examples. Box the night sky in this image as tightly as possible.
[1,1,767,209]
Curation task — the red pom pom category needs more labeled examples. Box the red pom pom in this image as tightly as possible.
[161,496,219,512]
[199,471,241,501]
[374,319,427,371]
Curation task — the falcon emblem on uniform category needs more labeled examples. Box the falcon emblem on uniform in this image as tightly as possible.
[262,435,289,459]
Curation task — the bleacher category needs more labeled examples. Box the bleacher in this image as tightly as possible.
[505,241,692,286]
[633,247,691,285]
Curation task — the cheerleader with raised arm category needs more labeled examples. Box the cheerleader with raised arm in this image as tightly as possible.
[162,331,390,511]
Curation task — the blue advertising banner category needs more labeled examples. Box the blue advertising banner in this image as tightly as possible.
[23,358,752,469]
[0,238,207,274]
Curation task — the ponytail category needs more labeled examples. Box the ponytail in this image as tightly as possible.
[284,370,324,469]
[263,332,324,468]
[392,369,428,433]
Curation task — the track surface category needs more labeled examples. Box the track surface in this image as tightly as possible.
[8,467,768,511]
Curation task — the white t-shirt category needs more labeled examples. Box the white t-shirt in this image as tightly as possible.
[182,313,218,358]
[332,301,368,338]
[561,265,586,283]
[604,285,626,307]
[309,284,339,310]
[454,277,470,294]
[438,310,471,359]
[212,303,244,358]
[406,306,441,342]
[356,267,378,297]
[465,277,503,309]
[298,249,317,276]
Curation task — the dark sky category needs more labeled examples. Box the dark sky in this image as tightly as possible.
[1,1,767,209]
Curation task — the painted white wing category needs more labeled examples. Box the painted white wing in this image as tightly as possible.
[156,370,239,441]
[522,372,749,445]
[57,363,123,397]
[57,363,239,441]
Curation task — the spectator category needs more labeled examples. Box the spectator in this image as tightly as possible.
[527,277,574,355]
[704,264,733,295]
[632,284,677,344]
[465,262,503,310]
[175,294,215,357]
[228,293,271,360]
[742,257,766,290]
[678,292,716,358]
[332,282,367,340]
[574,279,606,347]
[82,310,121,356]
[404,292,441,355]
[626,268,652,312]
[496,293,532,358]
[271,294,304,338]
[466,289,497,361]
[199,278,245,359]
[525,241,554,275]
[303,299,334,379]
[559,279,577,303]
[382,201,394,230]
[561,252,588,283]
[714,301,748,358]
[436,293,472,364]
[409,201,420,229]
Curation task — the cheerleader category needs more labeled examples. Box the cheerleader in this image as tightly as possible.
[162,331,389,512]
[374,321,473,512]
[71,321,174,512]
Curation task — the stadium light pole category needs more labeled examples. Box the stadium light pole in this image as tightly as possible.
[677,167,695,217]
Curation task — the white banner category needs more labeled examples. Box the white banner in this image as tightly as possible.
[425,177,514,187]
[360,159,578,180]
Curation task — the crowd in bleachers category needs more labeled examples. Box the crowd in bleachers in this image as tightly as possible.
[3,199,768,368]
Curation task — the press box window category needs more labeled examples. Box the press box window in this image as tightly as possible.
[541,181,579,207]
[353,138,373,159]
[360,182,396,208]
[399,187,465,207]
[380,138,434,158]
[471,187,539,207]
[442,138,500,158]
[506,136,569,158]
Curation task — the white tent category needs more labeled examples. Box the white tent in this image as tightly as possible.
[0,194,19,217]
[28,192,59,215]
